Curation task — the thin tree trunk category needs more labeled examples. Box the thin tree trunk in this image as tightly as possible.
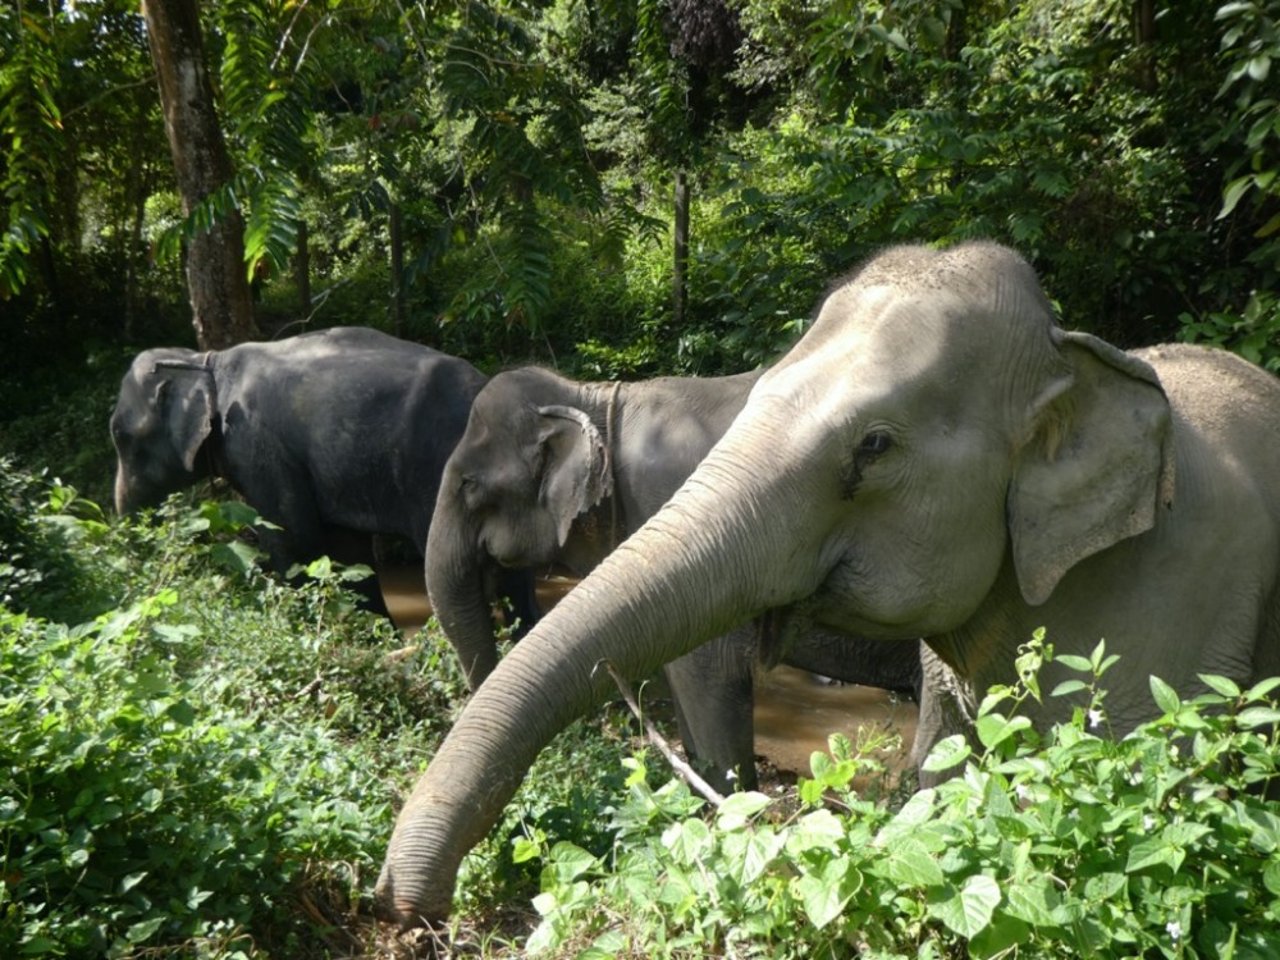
[389,201,404,337]
[1134,0,1156,92]
[673,170,689,327]
[142,0,257,349]
[123,103,149,342]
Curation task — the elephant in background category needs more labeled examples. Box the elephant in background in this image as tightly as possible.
[426,365,920,789]
[376,240,1280,925]
[110,326,536,622]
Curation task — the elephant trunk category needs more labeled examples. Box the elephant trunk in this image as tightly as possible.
[425,474,502,691]
[377,441,807,925]
[114,463,130,516]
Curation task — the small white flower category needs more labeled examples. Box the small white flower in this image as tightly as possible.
[1166,920,1182,941]
[1088,708,1104,729]
[1143,815,1156,831]
[1015,783,1031,802]
[725,768,738,781]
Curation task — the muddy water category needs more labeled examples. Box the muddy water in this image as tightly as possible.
[379,567,918,784]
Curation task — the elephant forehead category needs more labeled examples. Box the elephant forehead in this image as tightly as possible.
[765,302,980,413]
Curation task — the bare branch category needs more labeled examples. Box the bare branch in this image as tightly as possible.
[599,660,726,806]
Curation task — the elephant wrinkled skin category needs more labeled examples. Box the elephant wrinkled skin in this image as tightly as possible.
[377,241,1280,926]
[426,366,921,789]
[110,326,535,619]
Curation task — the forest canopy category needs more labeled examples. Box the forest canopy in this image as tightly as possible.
[3,0,1279,386]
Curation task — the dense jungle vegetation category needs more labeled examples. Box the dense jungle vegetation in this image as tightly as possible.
[6,0,1280,956]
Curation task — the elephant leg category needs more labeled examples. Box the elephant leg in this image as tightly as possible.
[319,523,390,617]
[662,626,758,793]
[492,566,541,640]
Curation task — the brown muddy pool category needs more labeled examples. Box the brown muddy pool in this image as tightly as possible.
[380,566,918,787]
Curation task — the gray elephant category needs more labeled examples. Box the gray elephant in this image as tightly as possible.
[376,241,1280,925]
[110,325,536,621]
[425,365,920,788]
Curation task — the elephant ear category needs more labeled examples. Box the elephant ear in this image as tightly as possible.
[154,364,216,473]
[1008,331,1175,606]
[536,404,613,548]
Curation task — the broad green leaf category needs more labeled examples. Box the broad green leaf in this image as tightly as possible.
[125,916,165,944]
[1051,679,1089,697]
[969,916,1032,958]
[1236,706,1280,728]
[1083,871,1127,902]
[511,837,541,864]
[1264,860,1280,896]
[976,713,1033,750]
[119,870,148,894]
[716,790,771,830]
[662,819,711,865]
[927,874,1001,938]
[1150,676,1181,715]
[794,856,863,929]
[1199,674,1242,698]
[1220,174,1256,219]
[1055,654,1093,673]
[1002,877,1059,927]
[724,827,785,884]
[872,836,945,887]
[1125,837,1185,874]
[787,808,845,854]
[1245,677,1280,700]
[547,841,597,882]
[923,734,971,772]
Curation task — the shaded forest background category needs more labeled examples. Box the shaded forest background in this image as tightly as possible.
[3,0,1280,502]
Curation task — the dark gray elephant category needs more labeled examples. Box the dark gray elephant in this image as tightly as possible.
[110,326,536,621]
[376,241,1280,925]
[425,365,920,788]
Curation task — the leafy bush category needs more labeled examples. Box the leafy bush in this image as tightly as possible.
[0,597,391,958]
[0,465,456,957]
[0,460,120,623]
[525,634,1280,958]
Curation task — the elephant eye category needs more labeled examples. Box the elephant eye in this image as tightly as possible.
[841,430,893,500]
[857,431,893,458]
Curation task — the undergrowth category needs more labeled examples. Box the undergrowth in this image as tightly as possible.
[6,459,1280,958]
[524,637,1280,959]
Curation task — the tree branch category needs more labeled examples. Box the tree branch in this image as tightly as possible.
[599,660,726,806]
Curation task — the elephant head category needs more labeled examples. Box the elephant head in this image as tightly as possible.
[377,241,1183,924]
[426,368,615,690]
[111,348,218,515]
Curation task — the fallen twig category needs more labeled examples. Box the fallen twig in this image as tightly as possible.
[598,660,727,806]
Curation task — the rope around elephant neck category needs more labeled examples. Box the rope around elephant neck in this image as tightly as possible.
[605,381,622,553]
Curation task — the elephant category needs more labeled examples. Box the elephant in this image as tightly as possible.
[375,240,1280,925]
[425,365,921,789]
[110,325,537,622]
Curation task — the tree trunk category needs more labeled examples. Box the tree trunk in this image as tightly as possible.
[142,0,257,350]
[123,102,150,342]
[389,201,405,337]
[673,170,689,327]
[1134,0,1156,92]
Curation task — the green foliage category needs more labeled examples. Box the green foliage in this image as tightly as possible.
[0,598,389,958]
[526,633,1280,958]
[0,460,116,624]
[0,460,485,957]
[1179,289,1280,372]
[0,4,60,299]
